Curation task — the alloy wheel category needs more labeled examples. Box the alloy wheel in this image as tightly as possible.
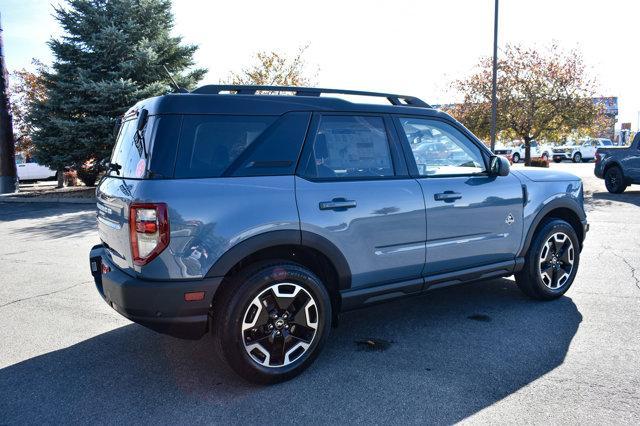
[242,283,319,368]
[538,232,574,290]
[606,168,621,190]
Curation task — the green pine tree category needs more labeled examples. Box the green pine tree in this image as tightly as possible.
[31,0,206,185]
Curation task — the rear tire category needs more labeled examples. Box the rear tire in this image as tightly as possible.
[516,219,580,300]
[553,158,562,163]
[604,166,626,194]
[573,152,582,163]
[512,153,520,163]
[213,261,332,384]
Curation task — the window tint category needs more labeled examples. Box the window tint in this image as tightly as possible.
[228,112,310,177]
[399,118,486,176]
[175,115,276,178]
[303,115,394,179]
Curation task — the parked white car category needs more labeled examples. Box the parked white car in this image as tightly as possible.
[15,154,57,181]
[551,138,613,163]
[493,141,551,163]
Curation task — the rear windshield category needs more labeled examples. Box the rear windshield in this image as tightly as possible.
[110,118,145,178]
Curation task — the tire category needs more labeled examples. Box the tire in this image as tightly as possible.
[573,152,582,163]
[213,261,332,384]
[512,153,520,163]
[541,153,549,162]
[516,219,580,300]
[604,166,627,194]
[553,158,562,163]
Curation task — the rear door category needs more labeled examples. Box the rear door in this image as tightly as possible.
[583,141,597,159]
[295,114,426,290]
[395,116,524,277]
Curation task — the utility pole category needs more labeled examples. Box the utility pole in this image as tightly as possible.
[489,0,499,152]
[0,13,17,194]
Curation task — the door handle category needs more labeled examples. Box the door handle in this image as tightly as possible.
[434,191,462,202]
[319,198,357,211]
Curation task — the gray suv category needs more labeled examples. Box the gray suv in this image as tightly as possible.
[89,85,588,383]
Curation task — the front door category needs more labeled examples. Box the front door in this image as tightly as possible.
[395,116,524,276]
[296,114,426,289]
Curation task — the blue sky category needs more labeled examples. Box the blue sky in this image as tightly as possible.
[2,0,639,130]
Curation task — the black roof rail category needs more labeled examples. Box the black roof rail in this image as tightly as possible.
[190,85,431,108]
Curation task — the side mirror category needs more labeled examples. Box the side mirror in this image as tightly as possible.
[490,155,510,177]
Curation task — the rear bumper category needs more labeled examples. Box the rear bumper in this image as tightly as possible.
[89,245,223,339]
[594,164,605,179]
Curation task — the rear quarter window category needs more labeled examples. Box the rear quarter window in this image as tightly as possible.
[174,113,310,178]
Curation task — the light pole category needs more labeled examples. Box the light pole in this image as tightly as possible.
[489,0,499,152]
[0,13,18,194]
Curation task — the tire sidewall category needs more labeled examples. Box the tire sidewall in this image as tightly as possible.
[215,262,331,384]
[526,220,580,299]
[605,167,624,193]
[512,153,520,163]
[573,152,582,163]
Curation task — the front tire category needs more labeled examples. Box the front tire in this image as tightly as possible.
[512,153,521,163]
[573,152,582,163]
[213,261,332,384]
[516,219,580,300]
[604,166,626,194]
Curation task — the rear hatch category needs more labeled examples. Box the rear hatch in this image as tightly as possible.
[97,114,146,272]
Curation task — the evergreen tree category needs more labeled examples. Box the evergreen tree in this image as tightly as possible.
[31,0,206,184]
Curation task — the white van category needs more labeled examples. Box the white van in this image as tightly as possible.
[15,154,57,181]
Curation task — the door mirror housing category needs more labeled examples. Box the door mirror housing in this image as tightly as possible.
[489,155,510,177]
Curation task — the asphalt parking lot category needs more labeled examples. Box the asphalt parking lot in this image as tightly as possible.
[1,162,639,424]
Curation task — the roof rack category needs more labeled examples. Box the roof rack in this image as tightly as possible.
[190,85,431,108]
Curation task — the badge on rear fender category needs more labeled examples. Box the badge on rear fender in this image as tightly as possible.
[505,213,515,225]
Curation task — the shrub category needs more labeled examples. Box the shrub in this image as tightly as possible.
[529,157,549,168]
[76,167,100,186]
[63,170,78,187]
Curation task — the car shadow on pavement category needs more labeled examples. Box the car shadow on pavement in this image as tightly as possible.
[589,190,640,207]
[0,278,582,424]
[0,203,96,239]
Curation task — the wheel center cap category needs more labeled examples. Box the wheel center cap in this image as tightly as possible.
[274,318,285,329]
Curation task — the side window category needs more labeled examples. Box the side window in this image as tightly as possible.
[303,115,394,179]
[398,118,486,176]
[174,115,276,178]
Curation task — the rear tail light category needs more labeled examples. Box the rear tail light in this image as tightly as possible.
[595,152,601,164]
[129,203,169,266]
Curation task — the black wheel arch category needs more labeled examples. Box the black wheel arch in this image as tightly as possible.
[205,230,352,292]
[518,199,586,258]
[603,161,627,182]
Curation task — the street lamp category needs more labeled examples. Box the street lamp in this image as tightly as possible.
[0,13,18,194]
[489,0,499,152]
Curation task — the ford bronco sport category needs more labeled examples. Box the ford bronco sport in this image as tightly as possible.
[90,85,588,383]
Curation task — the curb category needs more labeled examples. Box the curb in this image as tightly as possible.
[0,196,96,204]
